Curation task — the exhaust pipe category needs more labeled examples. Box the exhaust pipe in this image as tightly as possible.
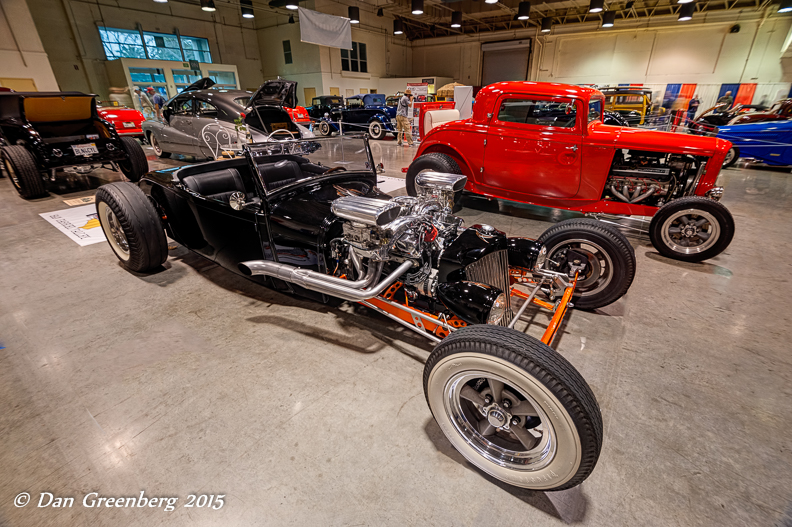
[238,259,413,302]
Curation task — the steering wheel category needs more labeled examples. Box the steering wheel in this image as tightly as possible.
[266,129,296,141]
[325,166,347,174]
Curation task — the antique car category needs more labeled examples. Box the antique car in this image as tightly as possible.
[717,119,792,168]
[285,104,311,126]
[346,93,397,120]
[143,78,310,159]
[407,81,735,263]
[97,104,146,139]
[310,98,396,140]
[0,91,148,199]
[93,135,637,492]
[600,86,653,125]
[306,95,344,120]
[727,98,792,125]
[688,102,771,135]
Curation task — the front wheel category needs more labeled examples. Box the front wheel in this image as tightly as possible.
[722,147,739,168]
[317,121,331,137]
[149,133,171,158]
[649,196,734,262]
[537,218,636,310]
[368,120,386,140]
[424,325,602,491]
[96,182,168,272]
[118,137,148,182]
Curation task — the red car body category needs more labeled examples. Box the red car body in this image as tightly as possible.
[97,106,145,138]
[414,82,731,217]
[286,105,311,125]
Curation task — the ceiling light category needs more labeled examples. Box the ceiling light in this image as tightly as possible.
[541,16,552,31]
[153,0,168,3]
[201,0,216,11]
[780,0,792,11]
[394,19,404,34]
[241,0,254,18]
[348,6,360,23]
[589,0,604,12]
[451,10,462,27]
[517,1,530,19]
[377,7,383,16]
[285,0,298,10]
[678,2,694,19]
[288,14,295,23]
[677,0,694,3]
[411,0,423,15]
[602,10,615,26]
[485,0,498,4]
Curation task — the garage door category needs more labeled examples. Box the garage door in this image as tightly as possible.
[481,40,531,86]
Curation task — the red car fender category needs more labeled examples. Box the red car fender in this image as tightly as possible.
[416,121,488,191]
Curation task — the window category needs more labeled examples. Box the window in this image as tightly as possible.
[172,69,202,90]
[497,98,577,128]
[588,100,602,123]
[129,67,166,84]
[233,97,250,107]
[196,101,218,118]
[172,97,193,115]
[346,98,363,108]
[209,71,237,89]
[99,27,212,63]
[341,42,367,73]
[282,41,292,65]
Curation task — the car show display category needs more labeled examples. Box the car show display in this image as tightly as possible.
[408,82,735,263]
[0,91,148,199]
[93,135,637,491]
[96,104,146,139]
[717,118,792,167]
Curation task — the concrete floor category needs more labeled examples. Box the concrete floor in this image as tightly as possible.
[1,142,790,526]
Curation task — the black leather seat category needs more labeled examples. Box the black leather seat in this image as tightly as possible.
[181,168,248,204]
[258,160,303,191]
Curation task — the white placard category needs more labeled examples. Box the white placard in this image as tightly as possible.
[376,176,406,194]
[40,204,106,247]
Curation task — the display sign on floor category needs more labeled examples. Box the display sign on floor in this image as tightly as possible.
[40,204,106,247]
[376,176,406,194]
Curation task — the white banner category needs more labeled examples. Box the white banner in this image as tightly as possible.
[298,7,352,50]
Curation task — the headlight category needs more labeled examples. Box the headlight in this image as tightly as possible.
[487,293,507,325]
[535,245,547,269]
[324,112,329,118]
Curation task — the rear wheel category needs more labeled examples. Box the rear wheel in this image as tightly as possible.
[317,121,332,137]
[406,153,465,206]
[424,325,602,491]
[722,147,739,168]
[537,218,636,310]
[149,133,171,158]
[96,182,168,272]
[368,120,386,140]
[1,145,47,199]
[118,137,148,182]
[649,196,734,262]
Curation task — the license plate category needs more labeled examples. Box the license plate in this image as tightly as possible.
[123,122,135,128]
[72,144,98,156]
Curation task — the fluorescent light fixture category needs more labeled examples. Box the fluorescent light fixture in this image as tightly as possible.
[348,6,360,23]
[153,0,168,3]
[451,10,462,27]
[678,2,694,20]
[517,1,530,19]
[241,0,254,18]
[201,0,216,11]
[485,0,498,4]
[602,11,615,26]
[589,0,604,12]
[394,19,404,34]
[541,16,552,31]
[285,0,298,10]
[779,0,792,12]
[412,0,423,15]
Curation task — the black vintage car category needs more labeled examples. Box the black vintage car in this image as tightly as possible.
[306,95,396,140]
[0,91,148,199]
[93,135,636,492]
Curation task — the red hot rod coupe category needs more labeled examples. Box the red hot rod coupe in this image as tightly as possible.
[407,82,735,262]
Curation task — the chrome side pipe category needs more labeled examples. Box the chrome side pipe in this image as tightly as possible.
[238,259,413,302]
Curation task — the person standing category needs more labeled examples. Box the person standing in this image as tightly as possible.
[149,88,166,122]
[717,91,733,112]
[134,87,154,120]
[396,89,414,146]
[687,95,700,123]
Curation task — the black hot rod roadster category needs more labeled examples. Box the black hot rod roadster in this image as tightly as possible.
[94,135,636,491]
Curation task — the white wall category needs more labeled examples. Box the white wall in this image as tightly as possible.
[0,0,58,91]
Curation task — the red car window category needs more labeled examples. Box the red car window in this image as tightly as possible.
[495,96,579,130]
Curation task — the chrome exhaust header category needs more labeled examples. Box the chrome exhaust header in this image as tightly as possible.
[238,259,413,302]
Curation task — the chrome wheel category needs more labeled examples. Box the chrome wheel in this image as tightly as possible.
[369,121,383,139]
[660,208,720,255]
[723,147,736,167]
[547,239,613,297]
[150,135,163,156]
[318,121,331,136]
[98,201,130,261]
[445,370,556,471]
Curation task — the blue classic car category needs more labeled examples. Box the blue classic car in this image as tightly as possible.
[310,94,396,140]
[717,119,792,168]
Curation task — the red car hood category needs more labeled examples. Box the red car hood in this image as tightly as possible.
[588,122,731,157]
[98,107,144,121]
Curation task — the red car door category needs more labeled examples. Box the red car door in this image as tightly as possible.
[482,95,583,199]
